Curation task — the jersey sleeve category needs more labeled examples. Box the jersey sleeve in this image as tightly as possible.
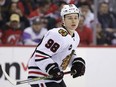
[34,29,67,73]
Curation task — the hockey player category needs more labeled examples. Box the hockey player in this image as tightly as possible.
[28,4,85,87]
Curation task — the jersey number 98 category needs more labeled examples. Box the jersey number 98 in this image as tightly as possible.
[45,39,60,52]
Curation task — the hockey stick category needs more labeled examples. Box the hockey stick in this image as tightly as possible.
[1,66,72,85]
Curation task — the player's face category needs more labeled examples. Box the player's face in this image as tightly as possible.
[64,13,79,31]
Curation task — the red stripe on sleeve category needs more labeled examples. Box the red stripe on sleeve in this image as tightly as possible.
[29,71,48,76]
[35,54,46,58]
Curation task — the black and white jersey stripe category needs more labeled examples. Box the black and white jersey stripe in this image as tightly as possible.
[34,50,51,61]
[28,66,48,79]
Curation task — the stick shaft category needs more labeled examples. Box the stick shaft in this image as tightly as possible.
[64,71,71,74]
[17,75,52,85]
[2,64,72,85]
[17,71,71,85]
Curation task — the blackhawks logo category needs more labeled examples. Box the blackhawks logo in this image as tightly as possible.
[58,29,68,36]
[60,50,75,70]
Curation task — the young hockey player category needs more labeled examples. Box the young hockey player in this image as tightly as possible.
[28,4,86,87]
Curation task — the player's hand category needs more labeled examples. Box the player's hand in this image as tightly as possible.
[71,57,85,78]
[46,63,64,80]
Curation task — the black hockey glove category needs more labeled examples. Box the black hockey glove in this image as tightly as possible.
[46,63,64,81]
[71,57,85,78]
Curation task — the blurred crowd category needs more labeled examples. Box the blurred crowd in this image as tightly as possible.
[0,0,115,46]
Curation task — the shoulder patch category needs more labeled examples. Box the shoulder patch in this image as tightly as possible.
[58,29,68,37]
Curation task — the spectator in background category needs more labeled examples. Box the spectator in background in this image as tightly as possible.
[8,1,30,29]
[98,2,116,30]
[96,23,109,45]
[56,18,62,28]
[96,23,116,45]
[28,1,57,29]
[17,0,35,17]
[47,1,67,22]
[9,1,22,17]
[76,15,93,46]
[98,2,116,45]
[0,0,11,27]
[22,18,48,45]
[1,13,23,45]
[0,29,2,44]
[28,1,50,19]
[76,0,93,12]
[78,1,94,29]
